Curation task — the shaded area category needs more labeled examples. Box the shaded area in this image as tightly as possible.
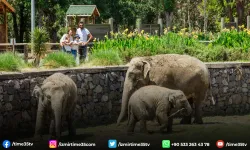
[2,115,248,149]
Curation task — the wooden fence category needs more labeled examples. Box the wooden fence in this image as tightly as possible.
[221,16,250,30]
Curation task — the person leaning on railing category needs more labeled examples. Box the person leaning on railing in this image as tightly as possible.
[60,29,73,53]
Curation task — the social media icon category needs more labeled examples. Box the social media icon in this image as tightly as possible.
[49,140,57,148]
[2,140,11,149]
[162,140,170,148]
[108,139,117,148]
[216,140,224,148]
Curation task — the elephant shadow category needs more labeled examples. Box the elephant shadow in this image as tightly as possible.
[59,132,94,141]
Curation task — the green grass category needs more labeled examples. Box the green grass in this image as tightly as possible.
[41,51,76,68]
[0,52,25,71]
[89,49,123,66]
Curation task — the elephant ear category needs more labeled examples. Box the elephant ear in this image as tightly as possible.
[168,94,176,108]
[142,61,151,79]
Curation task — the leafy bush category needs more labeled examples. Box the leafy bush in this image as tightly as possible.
[0,52,25,71]
[41,52,76,68]
[31,27,49,66]
[89,49,123,66]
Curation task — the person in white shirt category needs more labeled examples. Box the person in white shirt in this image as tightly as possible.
[60,29,73,53]
[76,21,93,61]
[71,34,82,65]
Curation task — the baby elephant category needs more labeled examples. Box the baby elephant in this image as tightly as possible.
[32,73,77,140]
[127,85,192,133]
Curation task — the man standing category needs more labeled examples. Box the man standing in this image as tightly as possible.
[76,21,93,61]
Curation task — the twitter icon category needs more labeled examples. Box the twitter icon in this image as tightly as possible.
[108,139,117,148]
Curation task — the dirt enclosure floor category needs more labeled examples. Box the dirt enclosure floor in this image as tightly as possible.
[9,115,250,150]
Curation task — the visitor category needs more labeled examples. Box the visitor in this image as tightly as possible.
[60,29,73,53]
[76,21,93,61]
[71,34,82,65]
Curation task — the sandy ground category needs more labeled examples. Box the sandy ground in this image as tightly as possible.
[8,115,250,150]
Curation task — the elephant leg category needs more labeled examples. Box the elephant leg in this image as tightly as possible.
[67,112,76,136]
[157,112,168,133]
[180,98,193,124]
[193,99,203,124]
[49,119,56,139]
[139,120,148,133]
[167,116,173,133]
[127,114,137,133]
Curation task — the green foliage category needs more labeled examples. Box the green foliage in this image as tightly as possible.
[213,28,250,52]
[32,27,49,66]
[41,52,76,68]
[89,49,123,66]
[0,52,25,71]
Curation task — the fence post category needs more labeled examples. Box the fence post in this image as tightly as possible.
[158,18,163,36]
[247,16,250,30]
[109,18,114,32]
[221,17,225,30]
[234,17,238,31]
[24,44,28,63]
[136,18,142,33]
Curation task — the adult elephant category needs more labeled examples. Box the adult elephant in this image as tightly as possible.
[117,54,215,125]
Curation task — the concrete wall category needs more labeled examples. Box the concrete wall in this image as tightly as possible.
[1,62,250,138]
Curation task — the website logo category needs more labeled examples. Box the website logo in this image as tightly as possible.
[2,140,11,149]
[216,140,224,148]
[49,140,57,148]
[162,140,170,148]
[108,139,117,148]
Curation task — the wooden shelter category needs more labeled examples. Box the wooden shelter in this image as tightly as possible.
[0,0,15,43]
[66,5,100,28]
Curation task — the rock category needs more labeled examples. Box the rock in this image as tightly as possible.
[109,91,116,100]
[93,74,100,85]
[212,72,219,77]
[242,96,248,104]
[93,99,98,103]
[242,88,248,93]
[88,82,95,90]
[76,81,81,88]
[118,76,125,82]
[86,76,93,82]
[21,101,30,109]
[217,101,224,107]
[0,86,3,94]
[0,103,2,112]
[211,78,216,84]
[30,97,37,106]
[22,111,31,121]
[228,81,236,88]
[0,95,3,102]
[245,104,250,111]
[5,103,13,111]
[77,74,82,81]
[242,83,248,88]
[101,95,109,102]
[82,88,87,95]
[222,79,228,85]
[81,82,88,89]
[247,97,250,104]
[223,87,228,93]
[9,95,14,102]
[230,94,242,105]
[94,85,103,93]
[3,94,8,102]
[100,79,105,86]
[14,81,20,89]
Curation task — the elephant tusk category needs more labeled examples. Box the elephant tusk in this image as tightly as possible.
[142,61,151,69]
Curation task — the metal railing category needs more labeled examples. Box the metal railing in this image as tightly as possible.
[0,42,94,62]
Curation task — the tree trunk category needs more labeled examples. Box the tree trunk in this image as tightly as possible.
[165,11,173,29]
[236,0,244,25]
[12,13,19,43]
[19,4,25,43]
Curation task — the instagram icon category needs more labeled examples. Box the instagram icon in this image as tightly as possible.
[49,140,57,148]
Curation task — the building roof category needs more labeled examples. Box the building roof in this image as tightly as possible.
[66,5,100,17]
[0,0,15,13]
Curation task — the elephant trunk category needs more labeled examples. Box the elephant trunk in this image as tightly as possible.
[52,100,63,139]
[117,83,134,126]
[34,97,46,137]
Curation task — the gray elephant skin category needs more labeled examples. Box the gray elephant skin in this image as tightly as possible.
[32,73,77,140]
[117,54,215,125]
[127,85,192,133]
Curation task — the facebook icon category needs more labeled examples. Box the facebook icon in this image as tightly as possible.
[2,140,11,149]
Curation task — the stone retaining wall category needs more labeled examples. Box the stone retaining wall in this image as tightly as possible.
[1,62,250,138]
